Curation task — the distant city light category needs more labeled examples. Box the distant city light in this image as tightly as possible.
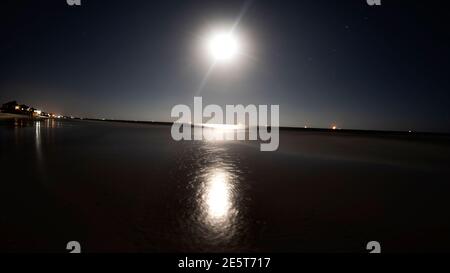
[34,110,42,115]
[15,105,20,110]
[332,125,337,130]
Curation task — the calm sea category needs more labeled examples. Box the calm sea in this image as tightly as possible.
[1,119,450,252]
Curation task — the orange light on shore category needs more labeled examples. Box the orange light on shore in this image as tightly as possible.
[332,125,337,130]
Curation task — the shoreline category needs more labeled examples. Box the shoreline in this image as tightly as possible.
[84,118,450,138]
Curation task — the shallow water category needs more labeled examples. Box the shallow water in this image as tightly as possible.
[1,119,450,252]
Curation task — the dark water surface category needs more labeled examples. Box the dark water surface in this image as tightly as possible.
[1,119,450,252]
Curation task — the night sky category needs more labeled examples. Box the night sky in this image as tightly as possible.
[1,0,450,132]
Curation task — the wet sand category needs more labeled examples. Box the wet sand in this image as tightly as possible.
[1,119,450,252]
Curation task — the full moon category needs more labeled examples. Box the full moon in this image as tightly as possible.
[207,32,240,62]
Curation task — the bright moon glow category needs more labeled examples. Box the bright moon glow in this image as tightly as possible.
[208,32,239,62]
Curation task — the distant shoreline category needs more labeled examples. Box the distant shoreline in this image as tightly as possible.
[2,113,449,137]
[82,118,450,138]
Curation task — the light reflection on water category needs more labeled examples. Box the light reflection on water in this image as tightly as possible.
[177,137,249,250]
[197,124,247,142]
[11,119,65,186]
[197,166,239,239]
[3,120,255,251]
[203,169,233,221]
[35,120,41,147]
